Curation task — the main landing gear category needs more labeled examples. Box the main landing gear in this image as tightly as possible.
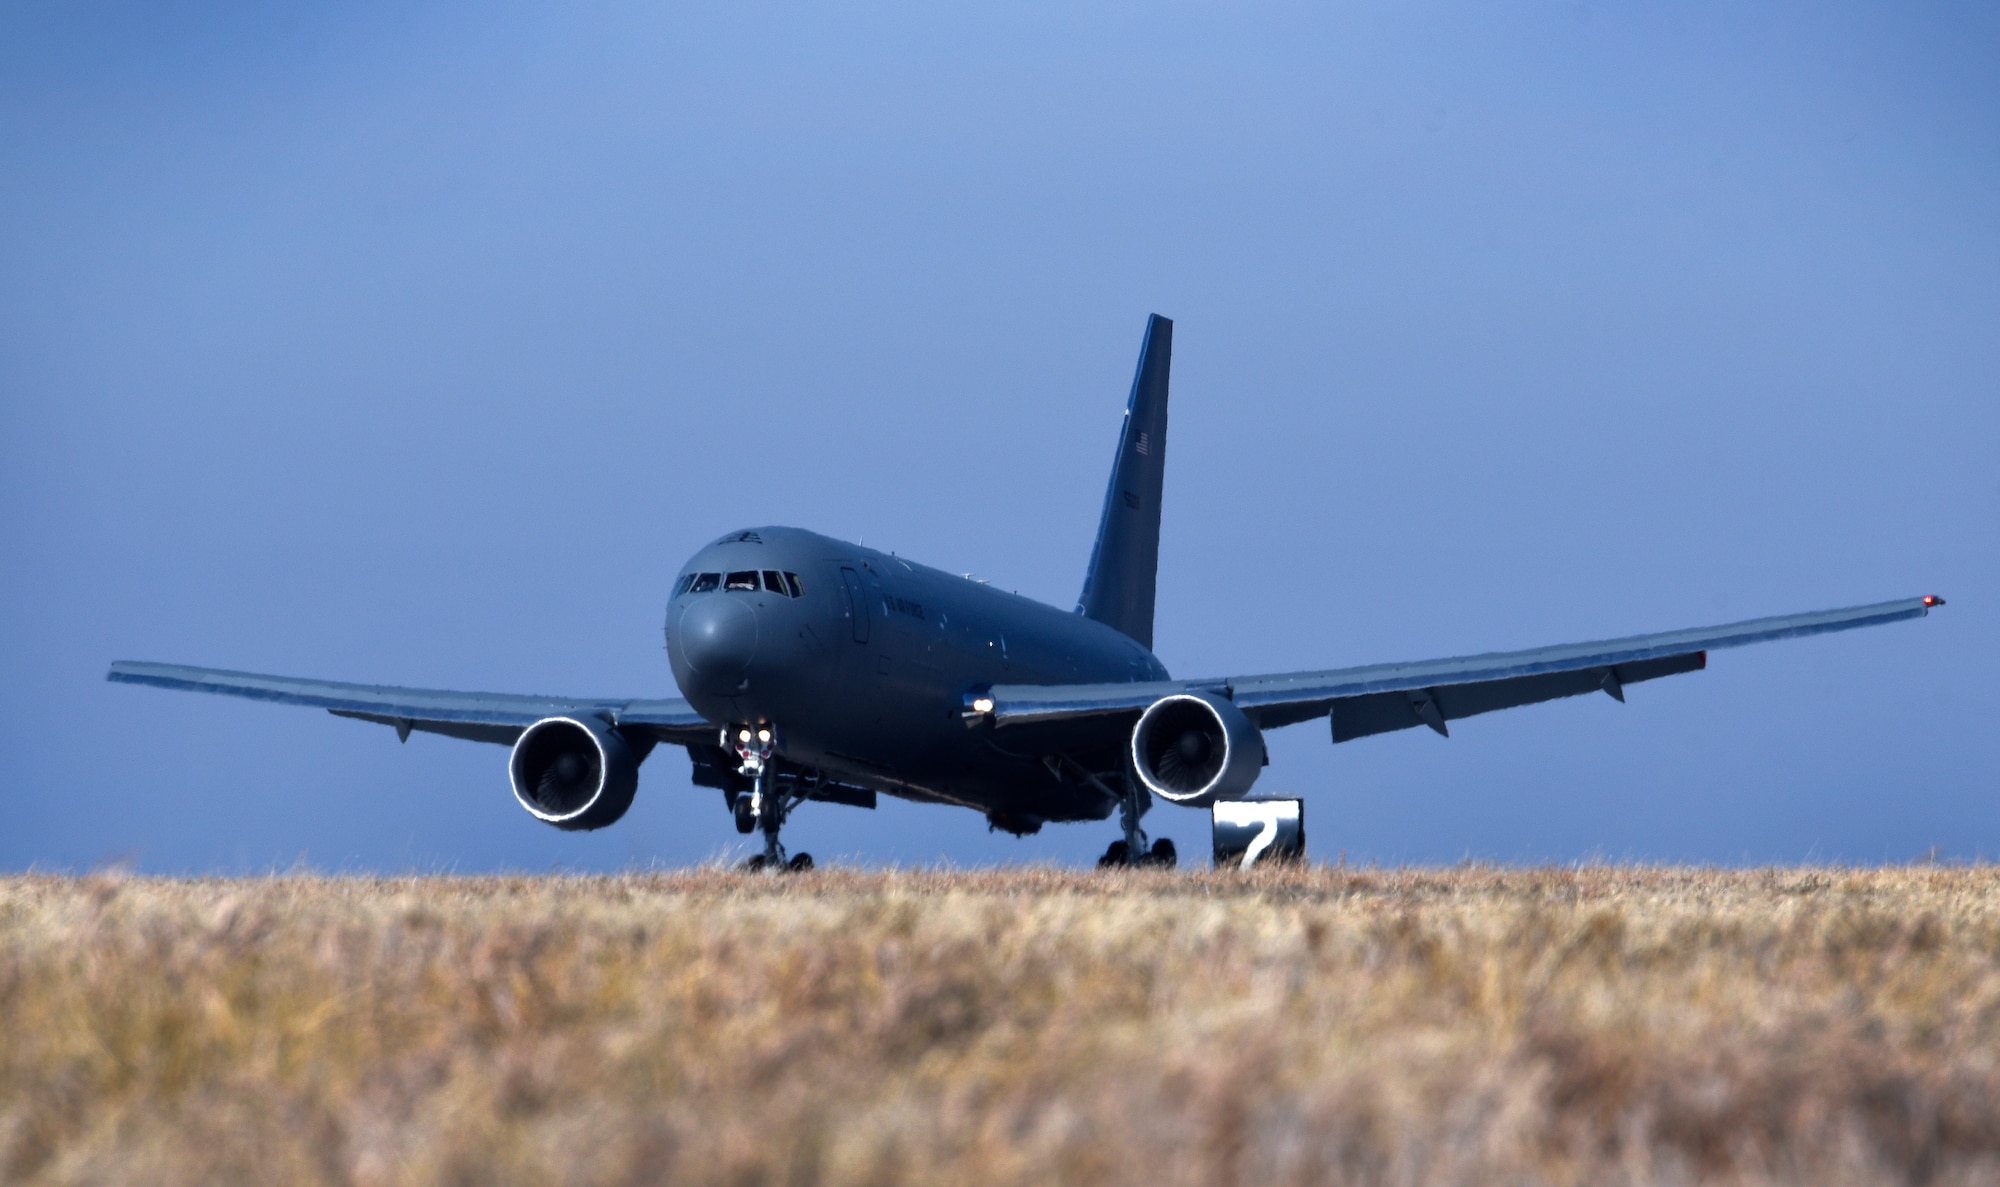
[1098,837,1177,868]
[1096,776,1177,868]
[727,725,813,873]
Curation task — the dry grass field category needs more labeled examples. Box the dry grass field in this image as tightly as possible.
[3,865,1998,1186]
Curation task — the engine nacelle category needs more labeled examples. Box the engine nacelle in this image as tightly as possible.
[509,716,640,831]
[1129,691,1264,807]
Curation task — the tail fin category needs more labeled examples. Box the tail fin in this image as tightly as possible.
[1076,313,1172,649]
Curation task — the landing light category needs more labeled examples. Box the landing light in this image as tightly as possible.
[757,728,772,744]
[738,728,752,743]
[972,697,995,715]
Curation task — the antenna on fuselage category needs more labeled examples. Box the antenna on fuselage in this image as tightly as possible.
[1075,313,1171,650]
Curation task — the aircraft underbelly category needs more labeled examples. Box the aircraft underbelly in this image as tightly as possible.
[796,651,1123,823]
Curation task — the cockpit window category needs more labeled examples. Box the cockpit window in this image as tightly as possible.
[684,570,799,597]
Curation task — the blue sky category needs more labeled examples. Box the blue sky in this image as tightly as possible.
[4,2,1994,871]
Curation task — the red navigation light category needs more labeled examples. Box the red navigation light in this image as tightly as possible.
[1923,595,1944,607]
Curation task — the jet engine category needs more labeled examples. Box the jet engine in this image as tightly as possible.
[509,716,640,831]
[1129,691,1264,807]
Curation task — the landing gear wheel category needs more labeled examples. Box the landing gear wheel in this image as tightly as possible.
[733,794,756,834]
[1146,838,1177,868]
[786,853,815,873]
[740,854,769,872]
[1097,840,1131,868]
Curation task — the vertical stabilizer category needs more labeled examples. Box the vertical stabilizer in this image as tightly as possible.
[1077,314,1172,649]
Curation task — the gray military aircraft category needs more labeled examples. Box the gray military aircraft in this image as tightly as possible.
[109,315,1943,869]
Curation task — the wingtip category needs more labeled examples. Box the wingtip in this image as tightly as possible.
[1922,594,1945,609]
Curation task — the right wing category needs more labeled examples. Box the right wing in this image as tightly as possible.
[978,596,1941,740]
[106,661,713,746]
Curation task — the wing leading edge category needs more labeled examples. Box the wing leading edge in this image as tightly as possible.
[105,661,711,746]
[978,596,1942,740]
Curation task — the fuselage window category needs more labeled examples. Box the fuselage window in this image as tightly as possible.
[725,570,760,592]
[762,570,788,597]
[689,572,721,594]
[783,572,804,598]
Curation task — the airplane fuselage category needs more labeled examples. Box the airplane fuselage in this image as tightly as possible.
[666,526,1169,825]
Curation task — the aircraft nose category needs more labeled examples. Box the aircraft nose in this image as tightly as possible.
[678,595,759,677]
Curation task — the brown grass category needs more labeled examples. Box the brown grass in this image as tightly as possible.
[3,865,1998,1186]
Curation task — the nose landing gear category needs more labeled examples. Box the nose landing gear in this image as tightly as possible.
[728,725,813,873]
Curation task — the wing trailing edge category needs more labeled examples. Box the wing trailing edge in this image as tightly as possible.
[1326,651,1706,741]
[106,661,711,745]
[976,595,1940,737]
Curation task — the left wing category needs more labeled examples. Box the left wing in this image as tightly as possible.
[976,596,1942,740]
[106,661,712,746]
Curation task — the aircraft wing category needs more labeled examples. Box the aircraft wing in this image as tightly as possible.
[106,661,714,746]
[979,596,1941,741]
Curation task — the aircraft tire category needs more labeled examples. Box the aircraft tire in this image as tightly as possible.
[1147,838,1177,868]
[740,854,769,872]
[1097,840,1131,868]
[733,795,756,834]
[786,853,815,873]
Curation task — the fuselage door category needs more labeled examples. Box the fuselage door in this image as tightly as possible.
[839,566,870,643]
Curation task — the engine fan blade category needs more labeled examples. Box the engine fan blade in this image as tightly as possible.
[1152,728,1219,791]
[538,750,596,809]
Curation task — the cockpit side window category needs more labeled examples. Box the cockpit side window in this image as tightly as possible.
[689,572,721,593]
[673,573,696,597]
[761,570,787,597]
[725,570,760,592]
[783,572,804,598]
